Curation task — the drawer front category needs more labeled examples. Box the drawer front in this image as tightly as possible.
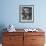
[3,32,24,46]
[3,36,23,46]
[3,43,23,46]
[24,36,44,46]
[3,32,23,36]
[32,36,45,44]
[24,32,44,36]
[3,36,23,44]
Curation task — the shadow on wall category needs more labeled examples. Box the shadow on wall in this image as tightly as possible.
[0,24,7,43]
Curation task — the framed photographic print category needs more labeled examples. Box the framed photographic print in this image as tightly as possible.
[19,5,34,23]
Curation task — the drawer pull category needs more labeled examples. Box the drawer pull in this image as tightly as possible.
[32,39,36,40]
[9,38,12,40]
[9,38,14,40]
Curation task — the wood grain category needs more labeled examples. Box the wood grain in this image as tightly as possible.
[2,30,45,46]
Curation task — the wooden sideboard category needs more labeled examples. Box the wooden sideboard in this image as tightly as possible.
[2,29,45,46]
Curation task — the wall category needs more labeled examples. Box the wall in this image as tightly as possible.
[0,0,46,44]
[0,0,46,29]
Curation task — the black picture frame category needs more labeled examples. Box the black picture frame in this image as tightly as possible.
[19,5,34,23]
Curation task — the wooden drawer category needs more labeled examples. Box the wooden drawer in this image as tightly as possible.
[3,43,23,46]
[3,32,23,36]
[3,35,23,44]
[24,32,45,46]
[32,36,45,44]
[24,32,44,36]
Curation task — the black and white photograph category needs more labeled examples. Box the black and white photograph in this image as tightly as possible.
[19,5,34,23]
